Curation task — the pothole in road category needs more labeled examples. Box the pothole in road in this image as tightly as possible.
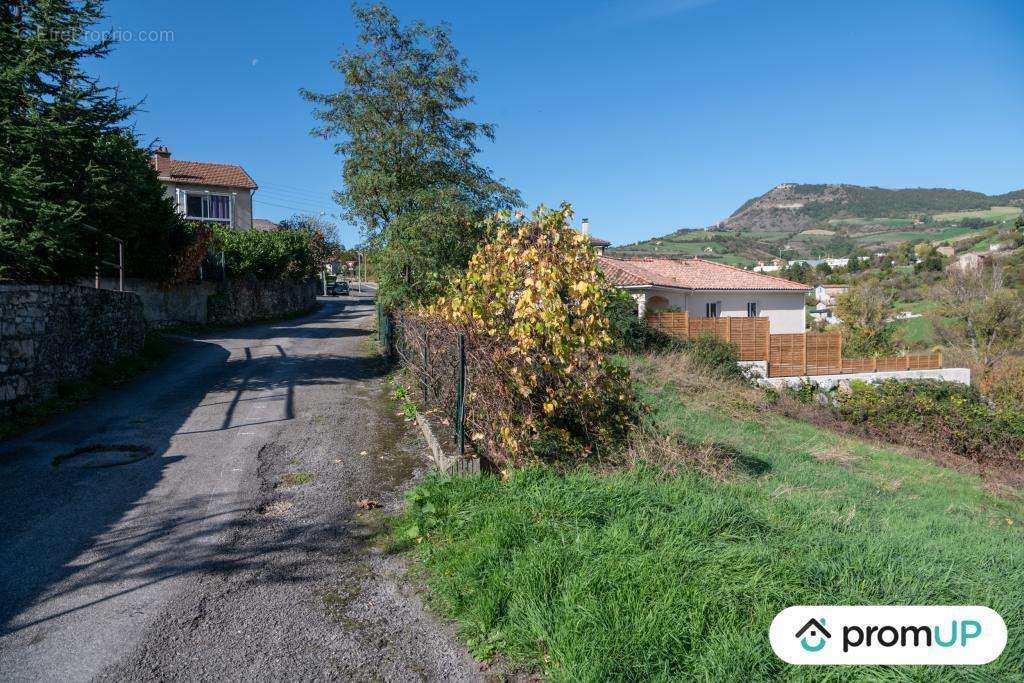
[52,443,155,469]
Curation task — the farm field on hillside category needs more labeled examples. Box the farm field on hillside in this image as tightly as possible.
[828,217,916,228]
[933,205,1022,222]
[853,225,975,246]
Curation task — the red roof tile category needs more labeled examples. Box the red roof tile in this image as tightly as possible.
[154,158,257,189]
[600,256,810,291]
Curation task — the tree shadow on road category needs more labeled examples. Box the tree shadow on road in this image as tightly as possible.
[0,299,389,640]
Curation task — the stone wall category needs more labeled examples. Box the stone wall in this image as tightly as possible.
[206,278,318,326]
[0,285,146,416]
[88,277,317,328]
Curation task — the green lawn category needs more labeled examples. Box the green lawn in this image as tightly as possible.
[391,360,1024,681]
[892,302,940,348]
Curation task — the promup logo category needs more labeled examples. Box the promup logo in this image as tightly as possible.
[770,606,1007,665]
[795,618,831,652]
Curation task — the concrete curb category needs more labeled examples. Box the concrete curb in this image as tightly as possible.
[414,412,480,477]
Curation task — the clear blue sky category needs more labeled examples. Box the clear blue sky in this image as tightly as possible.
[91,0,1024,247]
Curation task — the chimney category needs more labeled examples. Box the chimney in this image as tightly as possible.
[153,145,171,174]
[581,217,589,236]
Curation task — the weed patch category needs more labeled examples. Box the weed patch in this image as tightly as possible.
[280,471,314,488]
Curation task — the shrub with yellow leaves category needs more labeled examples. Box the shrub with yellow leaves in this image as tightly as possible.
[424,203,638,464]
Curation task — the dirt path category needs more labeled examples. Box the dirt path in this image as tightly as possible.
[0,290,479,682]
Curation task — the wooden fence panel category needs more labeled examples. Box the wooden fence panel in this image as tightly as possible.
[875,356,905,372]
[769,333,807,377]
[722,317,769,361]
[687,317,726,340]
[783,350,943,378]
[646,311,689,338]
[804,332,842,375]
[646,313,771,361]
[841,358,875,374]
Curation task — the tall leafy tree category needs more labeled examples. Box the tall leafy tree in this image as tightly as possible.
[0,0,182,282]
[301,4,521,308]
[835,281,897,356]
[931,267,1024,375]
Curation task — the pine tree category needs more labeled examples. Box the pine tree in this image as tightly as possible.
[0,0,182,282]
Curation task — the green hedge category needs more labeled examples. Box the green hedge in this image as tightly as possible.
[212,225,318,280]
[835,379,1024,461]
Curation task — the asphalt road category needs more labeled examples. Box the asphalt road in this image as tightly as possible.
[0,288,480,682]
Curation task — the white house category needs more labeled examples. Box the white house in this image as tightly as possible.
[151,146,258,231]
[600,256,810,333]
[813,284,849,307]
[956,252,988,272]
[753,260,783,273]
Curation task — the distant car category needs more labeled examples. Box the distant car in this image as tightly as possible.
[328,280,350,296]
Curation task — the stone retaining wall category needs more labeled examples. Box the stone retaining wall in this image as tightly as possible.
[207,278,318,326]
[0,285,146,416]
[89,277,318,328]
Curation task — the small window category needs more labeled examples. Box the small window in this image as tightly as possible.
[747,302,758,317]
[184,192,231,223]
[186,194,203,218]
[705,302,719,318]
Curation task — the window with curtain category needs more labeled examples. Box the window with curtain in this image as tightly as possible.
[184,193,231,222]
[705,302,719,317]
[747,302,758,317]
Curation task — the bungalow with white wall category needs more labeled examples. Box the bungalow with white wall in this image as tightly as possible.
[600,256,810,333]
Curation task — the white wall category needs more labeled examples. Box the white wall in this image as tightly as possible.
[643,287,807,333]
[761,367,970,389]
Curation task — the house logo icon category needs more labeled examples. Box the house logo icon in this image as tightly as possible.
[795,618,831,652]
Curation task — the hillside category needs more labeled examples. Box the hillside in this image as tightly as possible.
[726,183,1024,233]
[610,183,1024,262]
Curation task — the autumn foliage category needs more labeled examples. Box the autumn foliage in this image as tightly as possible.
[421,204,637,464]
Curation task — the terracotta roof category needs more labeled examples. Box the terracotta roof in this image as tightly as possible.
[154,158,257,189]
[600,256,810,291]
[252,218,279,232]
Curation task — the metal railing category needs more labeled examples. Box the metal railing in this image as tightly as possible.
[80,223,124,291]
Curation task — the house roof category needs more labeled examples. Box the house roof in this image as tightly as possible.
[252,218,279,232]
[600,256,810,291]
[154,158,257,189]
[588,235,611,247]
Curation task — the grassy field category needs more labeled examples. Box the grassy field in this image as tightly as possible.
[893,315,937,348]
[829,217,916,229]
[933,206,1022,222]
[391,357,1024,681]
[853,226,976,246]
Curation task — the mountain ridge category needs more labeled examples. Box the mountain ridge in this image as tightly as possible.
[724,183,1024,232]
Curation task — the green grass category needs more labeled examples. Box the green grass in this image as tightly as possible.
[391,361,1024,681]
[893,317,937,347]
[852,226,976,245]
[933,206,1022,222]
[280,471,314,487]
[0,333,174,441]
[826,217,915,229]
